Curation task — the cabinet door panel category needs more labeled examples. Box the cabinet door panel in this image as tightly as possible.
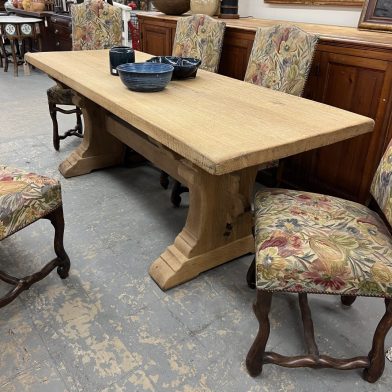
[141,24,172,56]
[218,31,253,80]
[311,53,388,201]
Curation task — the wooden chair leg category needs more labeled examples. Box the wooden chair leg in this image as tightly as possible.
[46,205,70,279]
[341,295,357,306]
[363,299,392,383]
[48,102,60,151]
[76,108,83,135]
[10,39,18,77]
[171,180,189,207]
[246,290,273,377]
[0,206,70,308]
[247,257,256,289]
[160,171,169,189]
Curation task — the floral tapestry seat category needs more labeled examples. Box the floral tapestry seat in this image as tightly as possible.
[246,141,392,383]
[0,166,70,308]
[47,0,122,151]
[254,189,392,298]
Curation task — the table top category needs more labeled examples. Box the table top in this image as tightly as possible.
[0,16,42,23]
[26,50,374,176]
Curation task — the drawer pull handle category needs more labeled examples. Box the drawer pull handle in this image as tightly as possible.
[56,41,60,47]
[53,18,57,23]
[54,29,59,34]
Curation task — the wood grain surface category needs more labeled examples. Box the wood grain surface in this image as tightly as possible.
[26,49,374,176]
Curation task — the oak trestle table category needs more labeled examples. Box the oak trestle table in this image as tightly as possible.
[26,50,374,290]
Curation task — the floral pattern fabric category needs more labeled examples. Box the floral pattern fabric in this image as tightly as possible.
[254,188,392,298]
[0,166,62,241]
[71,0,122,51]
[47,84,76,105]
[371,139,392,228]
[244,25,318,96]
[172,14,226,73]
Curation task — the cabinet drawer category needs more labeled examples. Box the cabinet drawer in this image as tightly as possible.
[50,16,72,29]
[53,38,72,51]
[52,25,72,41]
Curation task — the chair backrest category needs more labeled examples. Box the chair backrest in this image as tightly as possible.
[71,0,122,51]
[172,14,226,73]
[371,140,392,227]
[244,24,318,96]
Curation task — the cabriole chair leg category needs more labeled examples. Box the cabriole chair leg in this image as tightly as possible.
[246,290,273,377]
[341,295,357,306]
[247,257,256,289]
[363,299,392,383]
[49,102,60,151]
[46,205,70,279]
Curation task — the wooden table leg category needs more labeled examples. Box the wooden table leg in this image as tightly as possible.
[105,115,257,290]
[58,92,125,178]
[149,162,256,289]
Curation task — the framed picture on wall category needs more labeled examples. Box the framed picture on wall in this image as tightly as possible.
[358,0,392,32]
[264,0,364,6]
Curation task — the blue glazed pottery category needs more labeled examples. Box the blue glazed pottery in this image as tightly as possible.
[117,63,174,92]
[147,56,201,79]
[109,46,135,76]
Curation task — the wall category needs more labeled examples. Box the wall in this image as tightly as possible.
[239,0,363,27]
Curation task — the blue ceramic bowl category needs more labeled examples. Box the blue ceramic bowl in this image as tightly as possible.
[117,62,174,92]
[147,56,201,79]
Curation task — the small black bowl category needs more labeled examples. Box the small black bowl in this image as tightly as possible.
[117,63,174,92]
[147,56,201,80]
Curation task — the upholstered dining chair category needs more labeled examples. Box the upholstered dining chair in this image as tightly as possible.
[47,0,122,150]
[0,165,70,308]
[169,24,318,207]
[159,14,226,204]
[246,139,392,383]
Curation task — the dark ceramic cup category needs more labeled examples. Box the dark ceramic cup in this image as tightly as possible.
[109,46,135,76]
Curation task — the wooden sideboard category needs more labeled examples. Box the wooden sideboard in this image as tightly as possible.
[138,13,392,204]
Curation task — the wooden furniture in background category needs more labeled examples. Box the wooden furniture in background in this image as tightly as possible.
[0,15,42,76]
[26,49,373,290]
[12,8,72,51]
[138,13,392,205]
[47,12,72,51]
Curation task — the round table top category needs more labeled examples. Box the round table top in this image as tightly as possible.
[0,16,42,24]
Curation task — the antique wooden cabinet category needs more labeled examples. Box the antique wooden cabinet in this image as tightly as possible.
[46,13,72,51]
[138,14,392,204]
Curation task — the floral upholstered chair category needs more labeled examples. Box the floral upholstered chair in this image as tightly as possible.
[244,24,318,95]
[246,140,392,383]
[172,14,226,73]
[0,166,70,308]
[47,0,122,150]
[160,14,226,204]
[245,24,318,175]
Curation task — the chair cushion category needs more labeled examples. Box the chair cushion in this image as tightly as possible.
[255,188,392,298]
[0,166,62,241]
[47,85,76,105]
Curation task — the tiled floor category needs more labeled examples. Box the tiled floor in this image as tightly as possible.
[0,66,391,392]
